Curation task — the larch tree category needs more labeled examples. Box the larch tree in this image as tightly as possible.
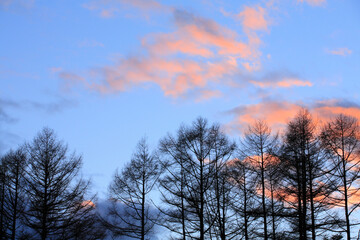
[0,148,28,240]
[321,114,360,240]
[158,132,192,240]
[277,109,317,239]
[239,120,278,240]
[278,109,338,239]
[24,127,95,240]
[0,154,8,239]
[227,158,258,240]
[105,137,161,240]
[158,117,236,240]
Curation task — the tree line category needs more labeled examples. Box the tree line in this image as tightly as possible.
[1,109,360,239]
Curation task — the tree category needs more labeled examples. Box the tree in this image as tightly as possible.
[105,137,161,240]
[320,114,360,240]
[24,127,94,240]
[227,158,258,240]
[158,117,236,240]
[158,132,191,240]
[239,120,278,240]
[0,154,8,239]
[278,109,338,239]
[0,148,28,240]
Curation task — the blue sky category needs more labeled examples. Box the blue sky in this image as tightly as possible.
[1,0,359,196]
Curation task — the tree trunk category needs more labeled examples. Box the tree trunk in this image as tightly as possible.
[261,150,268,240]
[200,158,204,240]
[342,134,351,240]
[11,166,19,240]
[308,163,316,240]
[270,179,276,240]
[141,173,145,240]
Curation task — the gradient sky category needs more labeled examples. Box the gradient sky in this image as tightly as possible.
[1,0,359,197]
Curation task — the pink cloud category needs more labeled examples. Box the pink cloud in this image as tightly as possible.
[66,3,282,100]
[250,78,313,88]
[326,47,352,56]
[62,7,271,99]
[195,90,223,102]
[298,0,326,6]
[226,99,360,133]
[237,5,269,31]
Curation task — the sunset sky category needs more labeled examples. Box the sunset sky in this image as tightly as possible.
[1,0,359,196]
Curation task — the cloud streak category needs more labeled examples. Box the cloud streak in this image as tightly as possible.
[326,47,352,57]
[226,99,360,133]
[248,71,313,89]
[250,78,312,88]
[83,0,169,18]
[298,0,326,7]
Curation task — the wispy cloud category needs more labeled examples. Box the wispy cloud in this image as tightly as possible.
[83,0,169,18]
[59,71,85,92]
[249,71,313,89]
[0,96,76,153]
[237,5,269,31]
[225,99,360,133]
[298,0,326,7]
[64,3,273,100]
[326,47,352,57]
[0,98,20,123]
[25,97,76,114]
[250,78,312,88]
[195,89,222,102]
[0,0,35,10]
[0,96,77,117]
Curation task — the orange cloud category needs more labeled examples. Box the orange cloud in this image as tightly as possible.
[298,0,326,6]
[250,78,312,88]
[81,200,96,208]
[226,99,360,133]
[326,47,352,56]
[244,154,280,169]
[64,6,273,99]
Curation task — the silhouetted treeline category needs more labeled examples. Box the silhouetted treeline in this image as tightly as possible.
[1,110,360,239]
[0,128,105,240]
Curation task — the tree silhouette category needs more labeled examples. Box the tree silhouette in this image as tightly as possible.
[321,114,360,240]
[24,127,94,240]
[0,148,28,240]
[105,137,161,240]
[239,120,278,240]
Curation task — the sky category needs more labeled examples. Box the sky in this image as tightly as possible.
[0,0,360,197]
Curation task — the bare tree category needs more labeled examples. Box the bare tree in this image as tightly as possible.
[105,137,161,240]
[320,114,360,240]
[0,148,28,240]
[206,123,237,240]
[0,154,8,240]
[227,158,258,240]
[278,109,339,239]
[158,132,191,240]
[158,117,236,240]
[24,127,94,240]
[239,120,278,240]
